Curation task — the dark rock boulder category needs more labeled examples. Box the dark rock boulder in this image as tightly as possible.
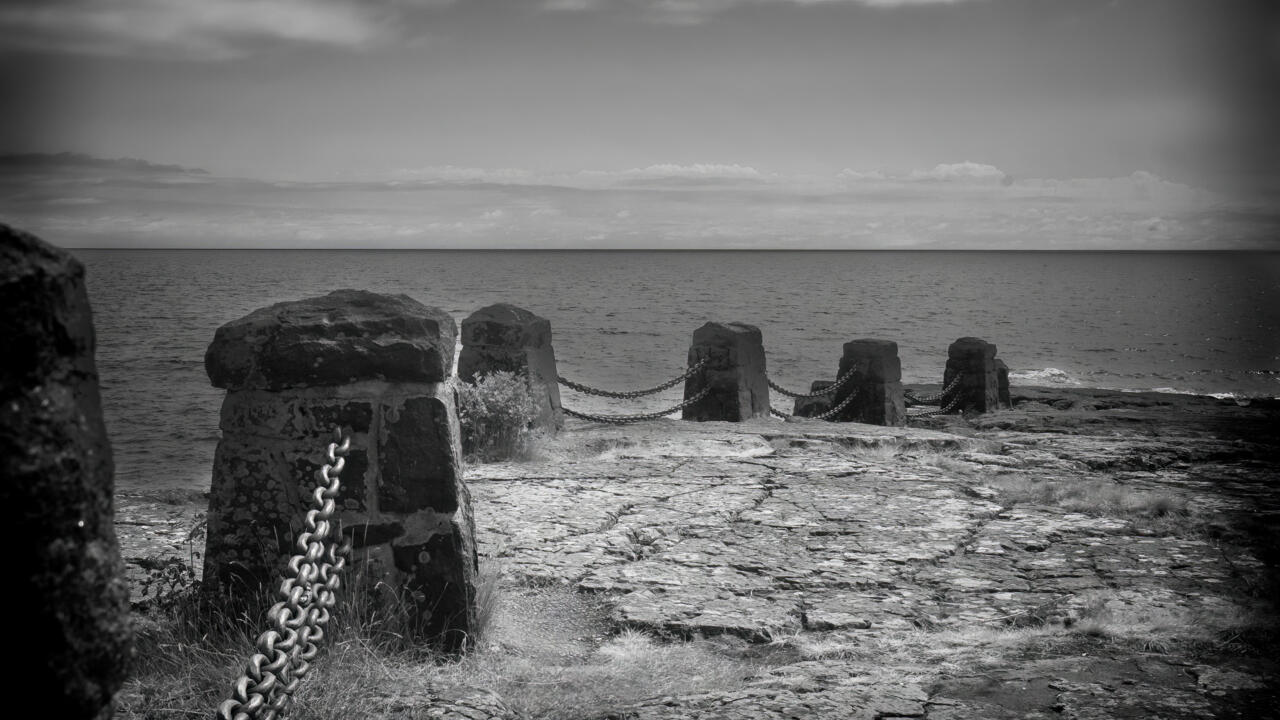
[0,224,131,720]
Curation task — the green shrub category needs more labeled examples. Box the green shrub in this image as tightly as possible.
[456,371,541,462]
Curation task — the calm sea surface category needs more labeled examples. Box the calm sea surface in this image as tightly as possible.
[75,250,1280,493]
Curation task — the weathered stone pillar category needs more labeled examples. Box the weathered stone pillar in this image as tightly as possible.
[832,339,905,426]
[994,358,1012,409]
[204,289,478,649]
[1,225,131,720]
[682,322,769,421]
[457,303,562,430]
[944,337,1000,414]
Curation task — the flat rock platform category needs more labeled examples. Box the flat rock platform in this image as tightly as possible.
[117,387,1280,719]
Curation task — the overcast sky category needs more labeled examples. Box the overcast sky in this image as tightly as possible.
[1,0,1277,249]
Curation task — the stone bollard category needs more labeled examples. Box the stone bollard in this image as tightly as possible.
[457,303,563,431]
[1,225,131,720]
[203,289,478,649]
[832,339,906,426]
[682,322,769,421]
[793,381,834,418]
[994,359,1012,409]
[944,337,1001,414]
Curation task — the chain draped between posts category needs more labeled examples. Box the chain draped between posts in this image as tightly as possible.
[904,373,964,406]
[216,429,351,720]
[766,366,858,400]
[905,374,966,419]
[770,385,858,421]
[557,358,711,423]
[555,346,972,425]
[561,385,712,424]
[558,358,709,399]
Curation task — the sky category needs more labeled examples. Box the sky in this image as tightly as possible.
[0,0,1277,249]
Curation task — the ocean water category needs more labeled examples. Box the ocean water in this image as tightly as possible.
[74,250,1280,493]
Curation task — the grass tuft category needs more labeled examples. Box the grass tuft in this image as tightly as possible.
[989,476,1196,535]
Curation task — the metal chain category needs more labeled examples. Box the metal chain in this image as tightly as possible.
[770,386,858,422]
[217,429,352,720]
[906,388,966,418]
[904,373,965,406]
[766,366,858,400]
[807,387,859,421]
[558,358,709,399]
[561,386,712,424]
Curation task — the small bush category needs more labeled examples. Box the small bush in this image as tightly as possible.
[456,371,541,462]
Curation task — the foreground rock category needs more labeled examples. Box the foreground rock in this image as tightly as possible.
[118,385,1280,718]
[2,225,131,720]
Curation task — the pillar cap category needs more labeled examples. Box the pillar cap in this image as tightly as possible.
[206,289,456,390]
[692,321,762,345]
[460,303,551,348]
[842,338,899,357]
[948,336,997,359]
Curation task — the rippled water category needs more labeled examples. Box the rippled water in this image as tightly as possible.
[76,249,1280,492]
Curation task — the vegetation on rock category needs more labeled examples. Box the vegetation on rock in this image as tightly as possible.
[457,371,542,462]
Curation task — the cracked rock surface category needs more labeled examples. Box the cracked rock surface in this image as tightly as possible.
[118,387,1280,718]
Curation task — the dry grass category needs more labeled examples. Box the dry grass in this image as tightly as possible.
[989,476,1195,534]
[1064,590,1280,656]
[118,564,755,720]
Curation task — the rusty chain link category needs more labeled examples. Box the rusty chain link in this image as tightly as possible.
[558,358,709,399]
[766,366,859,400]
[561,386,711,424]
[217,429,352,720]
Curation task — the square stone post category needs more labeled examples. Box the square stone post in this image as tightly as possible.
[833,339,905,426]
[944,337,1000,414]
[457,303,563,431]
[204,289,478,649]
[682,322,769,422]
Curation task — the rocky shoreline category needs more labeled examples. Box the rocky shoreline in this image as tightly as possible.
[116,385,1280,718]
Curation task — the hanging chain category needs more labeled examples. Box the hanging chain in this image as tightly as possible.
[904,373,964,406]
[766,366,859,400]
[907,386,966,418]
[770,386,858,421]
[561,386,712,424]
[217,429,351,720]
[558,358,709,399]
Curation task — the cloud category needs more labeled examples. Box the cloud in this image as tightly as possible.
[5,153,1271,250]
[386,162,768,189]
[837,168,888,182]
[908,161,1007,183]
[543,0,984,24]
[0,0,454,60]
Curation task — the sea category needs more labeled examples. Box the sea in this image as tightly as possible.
[74,250,1280,494]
